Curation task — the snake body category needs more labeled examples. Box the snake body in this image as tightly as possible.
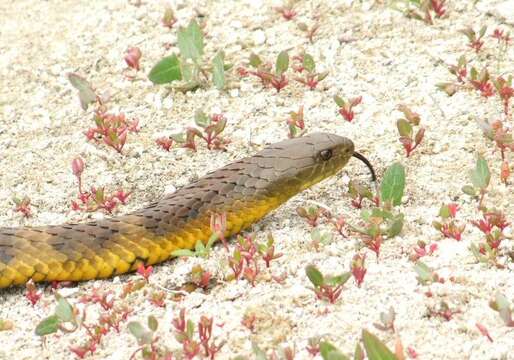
[0,133,358,288]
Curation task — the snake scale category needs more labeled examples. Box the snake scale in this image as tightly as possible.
[0,133,375,289]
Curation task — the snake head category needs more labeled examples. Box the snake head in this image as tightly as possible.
[257,132,355,194]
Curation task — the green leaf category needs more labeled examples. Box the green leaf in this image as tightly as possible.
[148,315,158,332]
[326,272,351,286]
[178,20,204,61]
[249,53,262,68]
[386,214,404,238]
[212,51,225,90]
[334,95,346,108]
[186,319,195,339]
[396,119,413,138]
[276,51,289,75]
[67,73,97,110]
[462,185,477,196]
[128,321,146,340]
[413,261,432,284]
[305,265,324,287]
[479,25,487,38]
[439,204,450,219]
[354,343,364,360]
[171,249,195,257]
[469,154,490,190]
[303,53,315,73]
[252,341,268,360]
[494,292,511,310]
[320,341,350,360]
[206,233,218,250]
[362,330,398,360]
[194,110,210,128]
[380,163,406,206]
[195,240,206,254]
[35,315,61,336]
[55,297,74,322]
[148,54,182,84]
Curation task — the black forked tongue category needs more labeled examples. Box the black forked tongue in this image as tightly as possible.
[352,152,377,183]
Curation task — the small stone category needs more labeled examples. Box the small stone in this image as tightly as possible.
[252,30,266,45]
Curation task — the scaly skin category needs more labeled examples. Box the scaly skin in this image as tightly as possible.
[0,133,355,288]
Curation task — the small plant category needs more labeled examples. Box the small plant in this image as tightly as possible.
[286,105,306,138]
[414,261,444,285]
[492,28,512,72]
[226,233,281,286]
[35,296,77,336]
[124,47,142,72]
[36,293,133,358]
[348,180,375,209]
[257,233,283,268]
[462,154,491,208]
[85,109,140,154]
[190,265,213,290]
[350,253,367,288]
[392,0,446,25]
[305,265,351,304]
[427,301,460,321]
[13,195,32,218]
[157,111,229,152]
[25,280,42,306]
[373,307,396,333]
[246,51,290,92]
[309,228,334,250]
[334,95,362,122]
[67,73,98,110]
[410,240,438,261]
[469,209,509,268]
[475,322,493,342]
[162,5,177,29]
[275,1,296,20]
[437,59,497,99]
[172,309,224,359]
[171,233,218,258]
[318,329,404,360]
[70,157,131,214]
[396,104,425,157]
[489,292,514,327]
[477,119,513,184]
[229,235,260,286]
[493,76,514,116]
[297,21,320,44]
[432,203,465,241]
[461,26,487,53]
[293,53,328,90]
[128,316,171,359]
[477,119,514,161]
[171,213,226,258]
[296,204,327,227]
[137,264,154,282]
[149,20,231,92]
[349,163,406,258]
[468,67,495,98]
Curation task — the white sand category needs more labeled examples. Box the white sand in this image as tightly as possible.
[0,0,513,359]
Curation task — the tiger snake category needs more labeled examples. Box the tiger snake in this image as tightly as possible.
[0,133,375,288]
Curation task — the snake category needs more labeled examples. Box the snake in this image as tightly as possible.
[0,133,376,289]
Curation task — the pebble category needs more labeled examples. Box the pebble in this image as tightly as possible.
[252,29,266,45]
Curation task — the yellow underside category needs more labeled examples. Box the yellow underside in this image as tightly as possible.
[0,196,284,288]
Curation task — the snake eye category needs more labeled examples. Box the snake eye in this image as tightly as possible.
[319,149,332,161]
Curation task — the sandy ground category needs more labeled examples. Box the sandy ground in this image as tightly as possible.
[0,0,513,359]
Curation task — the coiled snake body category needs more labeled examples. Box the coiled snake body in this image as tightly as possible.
[0,133,374,289]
